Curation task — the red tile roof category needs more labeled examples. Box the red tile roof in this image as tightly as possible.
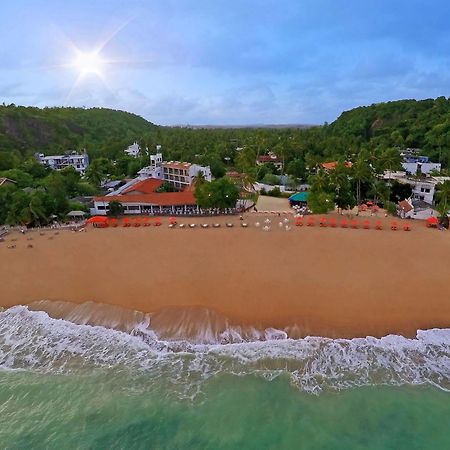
[122,178,164,194]
[399,200,413,213]
[321,161,353,170]
[95,190,197,206]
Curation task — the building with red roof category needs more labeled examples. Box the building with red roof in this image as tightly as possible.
[93,177,198,215]
[320,161,353,171]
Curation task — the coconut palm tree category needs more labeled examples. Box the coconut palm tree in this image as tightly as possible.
[369,179,389,205]
[436,180,450,217]
[352,156,373,205]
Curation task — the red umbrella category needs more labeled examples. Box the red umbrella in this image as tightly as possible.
[169,217,177,225]
[86,216,108,224]
[426,217,439,227]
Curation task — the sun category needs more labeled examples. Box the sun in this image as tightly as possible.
[73,50,104,77]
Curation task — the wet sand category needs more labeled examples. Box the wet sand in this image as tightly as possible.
[1,214,449,338]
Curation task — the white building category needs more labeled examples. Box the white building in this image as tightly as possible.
[124,142,141,158]
[383,172,450,205]
[36,151,89,174]
[137,151,211,189]
[256,151,283,171]
[401,161,441,175]
[398,199,439,220]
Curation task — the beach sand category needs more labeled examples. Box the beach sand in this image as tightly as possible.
[1,214,449,338]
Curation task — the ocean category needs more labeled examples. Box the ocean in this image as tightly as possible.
[1,304,450,449]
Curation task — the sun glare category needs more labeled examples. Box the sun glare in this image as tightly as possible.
[73,51,104,77]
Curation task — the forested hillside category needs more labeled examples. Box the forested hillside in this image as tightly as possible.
[1,98,449,170]
[0,105,156,158]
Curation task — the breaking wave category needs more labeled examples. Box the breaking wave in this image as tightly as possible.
[1,303,450,396]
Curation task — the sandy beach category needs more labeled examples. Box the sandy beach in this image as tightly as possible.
[1,213,449,339]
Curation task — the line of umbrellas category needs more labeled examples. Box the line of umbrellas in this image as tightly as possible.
[294,216,412,231]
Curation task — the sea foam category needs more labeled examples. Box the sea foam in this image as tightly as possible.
[1,305,450,396]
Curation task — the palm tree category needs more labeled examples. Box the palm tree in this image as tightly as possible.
[352,156,372,204]
[376,147,402,201]
[369,180,389,205]
[436,180,450,217]
[309,169,330,192]
[378,147,402,180]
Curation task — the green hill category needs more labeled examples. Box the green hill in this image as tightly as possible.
[0,105,156,158]
[328,97,450,164]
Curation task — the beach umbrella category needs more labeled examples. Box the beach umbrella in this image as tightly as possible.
[319,217,327,227]
[363,219,370,229]
[143,217,151,227]
[391,220,398,231]
[133,217,141,227]
[109,218,118,227]
[154,218,162,226]
[86,216,108,224]
[341,219,348,228]
[169,217,177,225]
[329,218,337,228]
[426,217,439,227]
[123,217,131,227]
[295,217,303,226]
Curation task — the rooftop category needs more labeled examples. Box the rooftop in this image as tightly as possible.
[122,178,164,195]
[163,161,192,170]
[0,177,16,186]
[321,161,353,170]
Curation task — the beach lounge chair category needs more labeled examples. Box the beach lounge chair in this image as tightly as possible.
[351,219,359,229]
[363,220,370,230]
[319,217,327,227]
[226,223,234,228]
[201,224,209,228]
[241,223,248,228]
[403,223,411,231]
[168,223,175,228]
[341,219,348,228]
[375,220,382,230]
[213,223,221,228]
[391,221,398,231]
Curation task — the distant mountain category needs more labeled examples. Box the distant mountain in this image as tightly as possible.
[175,124,316,129]
[0,105,156,156]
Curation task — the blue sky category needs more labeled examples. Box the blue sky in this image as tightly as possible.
[1,0,449,125]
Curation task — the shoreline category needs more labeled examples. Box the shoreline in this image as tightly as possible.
[1,214,449,339]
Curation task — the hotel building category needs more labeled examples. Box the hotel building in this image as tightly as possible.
[36,151,89,175]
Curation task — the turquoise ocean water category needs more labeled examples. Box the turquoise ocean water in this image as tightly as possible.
[1,304,449,449]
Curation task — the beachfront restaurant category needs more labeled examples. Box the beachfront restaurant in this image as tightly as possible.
[288,191,309,207]
[93,191,199,216]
